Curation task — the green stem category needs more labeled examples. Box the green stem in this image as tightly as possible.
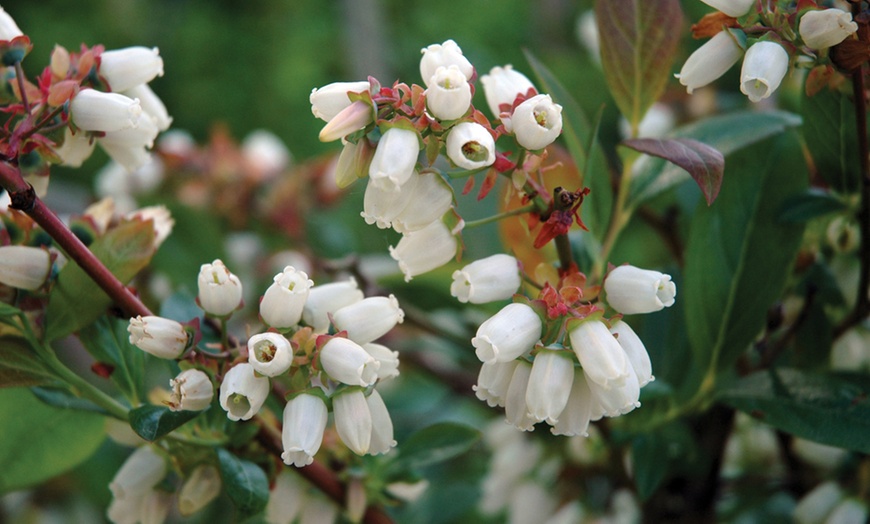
[220,317,231,353]
[591,155,637,281]
[463,204,536,228]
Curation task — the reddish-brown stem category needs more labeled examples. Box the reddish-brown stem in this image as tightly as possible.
[0,161,152,318]
[14,61,30,114]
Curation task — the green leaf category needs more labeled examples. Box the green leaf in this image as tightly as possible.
[801,87,860,193]
[630,421,695,500]
[0,388,106,493]
[79,317,145,403]
[622,138,724,206]
[524,50,613,238]
[216,448,269,518]
[30,386,107,414]
[44,219,156,342]
[778,188,849,224]
[629,111,802,207]
[595,0,683,129]
[719,368,870,453]
[0,302,22,318]
[391,422,481,472]
[128,404,204,441]
[0,337,57,388]
[683,132,807,374]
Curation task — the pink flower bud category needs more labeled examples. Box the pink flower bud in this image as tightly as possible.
[259,266,313,328]
[219,363,269,421]
[318,100,374,142]
[197,259,243,317]
[472,303,542,364]
[282,393,328,467]
[99,46,164,93]
[128,315,190,359]
[247,332,293,377]
[425,65,472,120]
[446,122,496,171]
[168,369,213,412]
[511,94,563,150]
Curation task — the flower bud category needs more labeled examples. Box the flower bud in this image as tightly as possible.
[740,41,789,103]
[451,254,520,304]
[259,266,313,328]
[699,0,754,18]
[0,245,50,290]
[123,83,172,131]
[333,137,374,189]
[610,320,653,387]
[800,9,858,50]
[551,370,594,436]
[362,342,400,380]
[446,122,496,171]
[310,80,371,122]
[389,220,458,282]
[126,205,174,248]
[53,127,96,168]
[368,127,420,192]
[480,65,535,118]
[474,360,519,407]
[242,129,291,180]
[302,277,365,332]
[473,302,542,364]
[332,294,404,345]
[247,332,294,377]
[675,31,744,95]
[525,349,575,425]
[504,361,536,431]
[0,8,23,41]
[318,100,374,142]
[568,319,629,389]
[333,388,372,455]
[511,94,563,150]
[604,264,676,315]
[391,171,454,234]
[319,337,380,386]
[425,65,472,120]
[197,259,243,317]
[178,465,221,516]
[107,446,167,524]
[99,47,163,93]
[367,389,396,455]
[128,315,190,359]
[70,89,142,133]
[420,39,473,87]
[282,393,328,467]
[219,363,270,421]
[168,369,213,411]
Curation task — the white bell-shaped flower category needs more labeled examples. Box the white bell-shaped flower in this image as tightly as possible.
[99,46,164,93]
[472,302,542,364]
[604,264,676,315]
[310,80,371,122]
[445,122,497,171]
[700,0,754,18]
[568,319,629,389]
[178,465,221,516]
[259,266,313,329]
[265,471,306,523]
[70,89,142,133]
[331,294,404,345]
[551,370,595,436]
[319,337,380,386]
[333,388,372,455]
[610,320,654,387]
[511,94,563,150]
[126,205,174,249]
[128,315,189,359]
[586,360,641,417]
[281,393,328,467]
[740,41,789,103]
[389,220,458,282]
[368,127,420,192]
[53,127,96,168]
[391,171,454,234]
[0,7,23,41]
[0,245,50,290]
[675,30,743,94]
[792,481,844,524]
[123,84,173,132]
[247,332,294,377]
[504,361,536,431]
[107,446,168,524]
[168,369,213,412]
[480,65,535,118]
[420,39,474,87]
[218,363,270,421]
[302,277,364,332]
[799,9,858,50]
[451,253,520,304]
[525,349,575,425]
[362,343,400,380]
[473,360,519,407]
[367,389,397,455]
[362,172,419,229]
[197,259,243,317]
[98,111,160,172]
[425,65,472,120]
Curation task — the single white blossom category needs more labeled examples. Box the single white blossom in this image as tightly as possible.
[391,171,454,234]
[259,266,313,328]
[525,349,575,425]
[333,388,372,455]
[674,29,745,95]
[99,111,159,172]
[445,122,497,171]
[99,46,164,93]
[368,127,420,192]
[0,245,50,290]
[425,65,472,120]
[310,80,371,122]
[0,7,23,41]
[504,361,536,431]
[331,294,404,344]
[247,332,294,377]
[420,39,474,87]
[610,320,654,387]
[451,254,520,304]
[480,65,535,118]
[70,89,142,133]
[366,389,397,454]
[106,446,168,524]
[799,9,858,50]
[474,360,519,407]
[319,337,380,386]
[128,315,189,359]
[123,83,173,132]
[389,220,458,281]
[302,277,364,332]
[197,259,243,317]
[551,370,595,436]
[219,363,270,421]
[740,41,789,103]
[178,465,221,516]
[168,369,213,412]
[281,393,328,467]
[362,343,400,380]
[53,127,96,167]
[568,319,629,389]
[511,94,563,150]
[585,362,641,417]
[472,302,542,364]
[604,264,676,315]
[700,0,754,18]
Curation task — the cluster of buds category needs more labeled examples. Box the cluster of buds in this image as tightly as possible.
[310,39,565,282]
[472,264,675,435]
[676,0,860,101]
[127,260,404,468]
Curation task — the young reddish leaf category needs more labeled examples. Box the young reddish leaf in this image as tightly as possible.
[595,0,683,129]
[623,138,724,205]
[477,169,498,201]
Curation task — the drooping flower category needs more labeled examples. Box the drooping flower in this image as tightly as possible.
[310,80,372,122]
[451,254,520,304]
[366,389,397,454]
[604,264,676,315]
[247,332,294,377]
[168,369,213,411]
[319,337,380,386]
[585,362,641,417]
[123,83,172,131]
[419,39,474,87]
[0,245,50,290]
[699,0,755,18]
[362,342,400,380]
[128,315,190,359]
[333,388,372,455]
[610,320,654,387]
[361,173,419,229]
[218,363,270,421]
[259,266,313,329]
[503,361,536,431]
[739,41,789,103]
[178,465,221,516]
[106,446,169,524]
[799,9,858,50]
[568,319,629,389]
[98,110,160,172]
[98,46,164,93]
[472,302,542,364]
[53,127,96,168]
[368,127,420,192]
[474,360,519,407]
[197,259,243,317]
[675,30,744,94]
[302,277,365,332]
[480,65,535,118]
[0,7,24,41]
[445,122,497,171]
[425,65,472,120]
[550,370,595,436]
[391,171,454,234]
[69,89,142,133]
[525,349,575,425]
[389,220,458,282]
[281,393,328,467]
[331,294,404,345]
[511,94,563,150]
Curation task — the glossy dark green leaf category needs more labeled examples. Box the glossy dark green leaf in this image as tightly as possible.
[801,87,860,193]
[0,388,105,492]
[629,111,802,207]
[684,132,807,373]
[0,337,56,388]
[79,317,145,403]
[392,422,481,472]
[44,219,156,342]
[719,368,870,453]
[778,188,848,223]
[216,447,269,518]
[622,138,724,206]
[129,404,203,441]
[525,50,612,238]
[596,0,683,128]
